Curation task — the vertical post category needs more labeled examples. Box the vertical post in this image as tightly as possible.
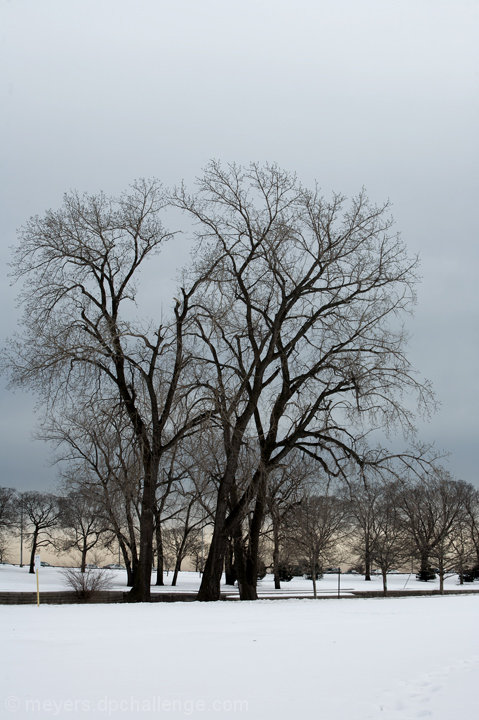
[34,554,41,607]
[19,495,24,567]
[337,567,341,598]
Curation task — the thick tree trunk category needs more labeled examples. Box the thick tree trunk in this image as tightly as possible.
[128,461,157,602]
[224,537,236,585]
[126,561,134,587]
[382,569,388,593]
[197,482,231,601]
[198,428,254,601]
[236,484,265,600]
[233,534,258,601]
[420,551,429,574]
[197,528,227,601]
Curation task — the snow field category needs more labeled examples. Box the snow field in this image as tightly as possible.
[1,565,476,595]
[1,595,478,719]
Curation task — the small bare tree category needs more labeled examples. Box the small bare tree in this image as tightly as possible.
[343,476,384,582]
[399,470,470,592]
[265,455,313,589]
[58,489,108,572]
[369,484,409,593]
[43,402,143,587]
[20,492,60,573]
[0,487,17,561]
[284,486,349,598]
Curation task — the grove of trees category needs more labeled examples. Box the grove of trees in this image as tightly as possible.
[2,162,477,599]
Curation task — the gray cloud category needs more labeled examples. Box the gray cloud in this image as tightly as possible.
[1,0,478,489]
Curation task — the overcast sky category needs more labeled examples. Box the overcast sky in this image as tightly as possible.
[1,0,478,491]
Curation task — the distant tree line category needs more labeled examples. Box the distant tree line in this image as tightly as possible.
[2,162,471,601]
[2,468,479,596]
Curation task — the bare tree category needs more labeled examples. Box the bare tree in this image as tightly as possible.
[42,402,142,586]
[262,454,312,589]
[369,483,409,592]
[399,470,470,592]
[58,489,108,572]
[173,161,433,600]
[284,486,349,598]
[0,487,17,561]
[343,475,386,582]
[462,486,479,570]
[3,181,208,601]
[20,492,60,573]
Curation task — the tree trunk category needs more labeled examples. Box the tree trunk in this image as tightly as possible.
[239,485,265,601]
[382,569,388,593]
[224,537,236,585]
[272,519,281,590]
[80,540,87,573]
[197,431,252,601]
[233,533,258,601]
[311,560,317,599]
[125,504,138,584]
[438,559,445,594]
[172,544,186,587]
[197,483,231,601]
[126,561,134,587]
[197,530,226,601]
[364,537,372,581]
[118,536,134,587]
[420,551,429,574]
[128,461,157,602]
[155,521,164,586]
[29,529,38,574]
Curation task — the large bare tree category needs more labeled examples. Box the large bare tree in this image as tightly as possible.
[3,181,207,601]
[174,161,433,600]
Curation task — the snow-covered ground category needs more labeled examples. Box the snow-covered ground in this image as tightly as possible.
[1,593,478,719]
[1,563,478,596]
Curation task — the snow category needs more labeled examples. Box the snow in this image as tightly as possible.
[1,563,477,595]
[1,567,478,719]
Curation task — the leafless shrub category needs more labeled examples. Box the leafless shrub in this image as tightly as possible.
[62,566,113,601]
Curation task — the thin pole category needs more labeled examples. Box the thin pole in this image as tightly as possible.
[19,496,24,567]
